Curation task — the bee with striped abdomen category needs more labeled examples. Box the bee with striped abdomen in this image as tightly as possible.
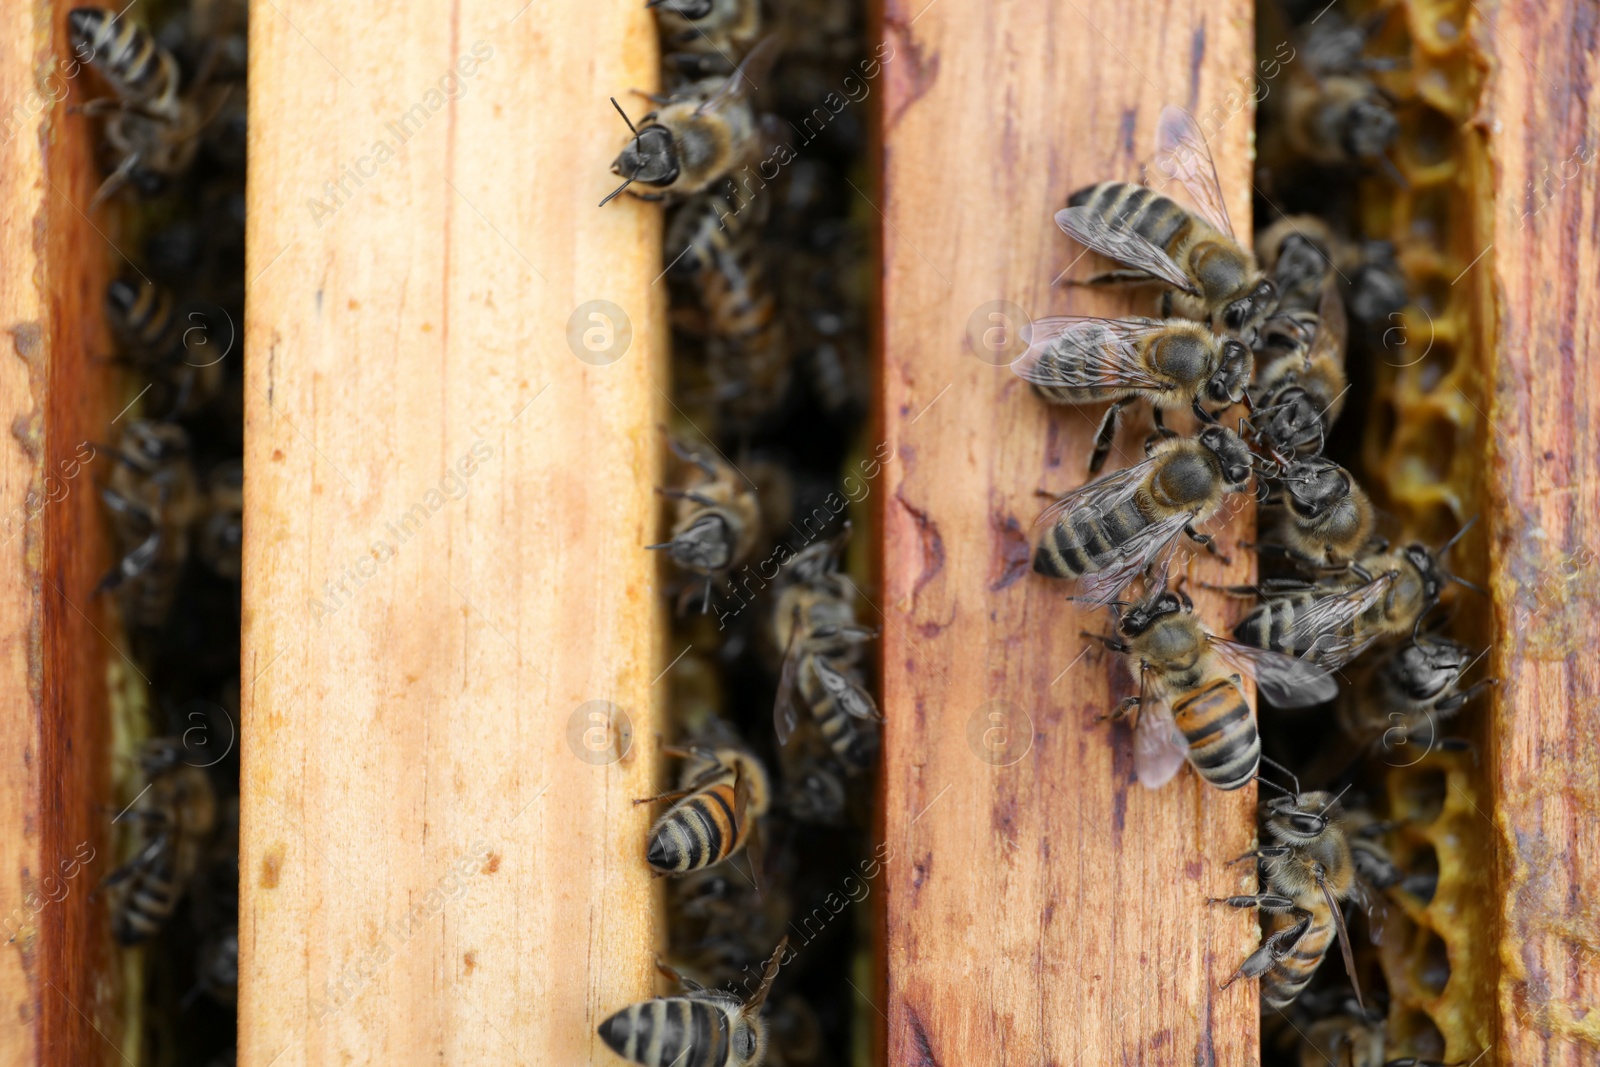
[1012,316,1254,474]
[639,734,771,875]
[771,531,881,774]
[105,277,227,415]
[1057,106,1277,341]
[1258,458,1375,568]
[1087,587,1337,790]
[1231,523,1478,671]
[1210,780,1372,1010]
[1032,425,1258,606]
[598,937,788,1067]
[99,419,200,629]
[1281,74,1400,177]
[649,436,761,614]
[603,37,778,204]
[101,738,218,944]
[69,7,182,118]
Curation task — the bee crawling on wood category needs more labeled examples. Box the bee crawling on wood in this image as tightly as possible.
[1085,585,1338,790]
[1056,105,1278,342]
[1248,281,1351,461]
[1256,457,1376,569]
[602,36,780,205]
[1031,424,1261,607]
[598,937,789,1067]
[1011,315,1254,474]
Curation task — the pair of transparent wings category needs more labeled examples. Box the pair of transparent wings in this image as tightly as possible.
[1034,456,1196,608]
[1131,634,1339,789]
[1011,316,1182,395]
[1265,569,1397,671]
[1054,106,1235,295]
[691,35,780,118]
[773,620,881,746]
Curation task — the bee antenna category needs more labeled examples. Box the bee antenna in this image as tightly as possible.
[1258,754,1303,796]
[598,176,635,207]
[1318,782,1353,816]
[1439,515,1479,559]
[609,96,642,137]
[1241,391,1255,412]
[1447,572,1488,597]
[1254,775,1295,799]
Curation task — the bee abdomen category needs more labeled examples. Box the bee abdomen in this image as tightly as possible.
[1067,181,1194,253]
[1261,919,1333,1008]
[1033,499,1149,579]
[648,787,740,873]
[1174,679,1259,790]
[70,8,170,104]
[598,996,730,1067]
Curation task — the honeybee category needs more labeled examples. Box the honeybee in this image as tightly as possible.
[1256,215,1409,329]
[99,419,200,629]
[1281,75,1400,176]
[665,191,791,426]
[603,37,778,205]
[1339,637,1495,752]
[1031,425,1257,606]
[666,863,794,986]
[105,277,227,415]
[649,436,760,613]
[1088,587,1337,790]
[777,729,850,824]
[1259,458,1375,568]
[598,937,788,1067]
[69,8,182,117]
[102,738,218,944]
[194,460,243,580]
[1299,1009,1386,1067]
[651,0,762,65]
[1012,316,1254,474]
[1231,525,1476,670]
[1210,781,1373,1009]
[638,736,771,875]
[1250,281,1349,459]
[771,532,881,773]
[1057,106,1277,340]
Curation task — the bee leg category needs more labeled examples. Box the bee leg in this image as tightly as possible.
[1206,893,1296,911]
[1184,525,1232,565]
[654,956,703,991]
[1080,631,1130,654]
[1217,910,1311,989]
[1434,676,1498,712]
[1087,399,1131,475]
[1225,845,1290,866]
[1063,269,1161,289]
[88,152,144,213]
[633,787,695,806]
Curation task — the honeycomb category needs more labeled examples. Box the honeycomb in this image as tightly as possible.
[1350,0,1497,1059]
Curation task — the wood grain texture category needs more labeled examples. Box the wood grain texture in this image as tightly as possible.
[240,2,667,1064]
[876,0,1261,1063]
[1481,0,1600,1060]
[0,6,128,1064]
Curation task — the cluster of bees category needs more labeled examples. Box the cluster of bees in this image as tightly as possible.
[597,3,879,1066]
[71,3,247,1064]
[1018,3,1489,1057]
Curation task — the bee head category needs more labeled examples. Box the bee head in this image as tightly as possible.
[1387,639,1470,701]
[1117,590,1184,637]
[1205,338,1254,406]
[648,0,716,16]
[1341,95,1400,161]
[1284,460,1348,518]
[1403,542,1445,604]
[611,123,679,187]
[651,514,734,573]
[1197,426,1253,488]
[1220,278,1277,341]
[1265,791,1340,843]
[730,1017,768,1067]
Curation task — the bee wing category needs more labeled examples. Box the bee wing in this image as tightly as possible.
[1278,571,1395,671]
[1209,637,1341,707]
[1033,454,1155,531]
[1320,875,1366,1014]
[1055,205,1200,295]
[1011,317,1178,393]
[1306,279,1349,368]
[773,620,805,746]
[696,35,782,116]
[1133,690,1188,789]
[1075,512,1192,608]
[811,656,882,722]
[1152,105,1235,239]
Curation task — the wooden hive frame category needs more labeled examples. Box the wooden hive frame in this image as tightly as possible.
[0,0,1592,1064]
